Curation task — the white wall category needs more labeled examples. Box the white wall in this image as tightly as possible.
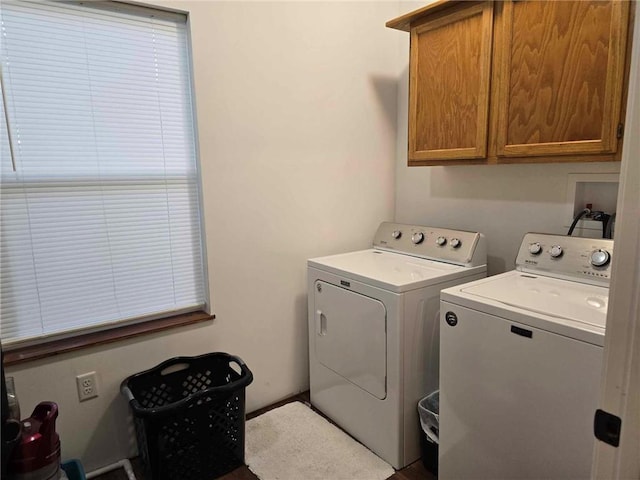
[6,1,400,470]
[392,13,621,275]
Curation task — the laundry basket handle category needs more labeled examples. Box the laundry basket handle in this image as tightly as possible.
[121,352,253,417]
[228,354,254,389]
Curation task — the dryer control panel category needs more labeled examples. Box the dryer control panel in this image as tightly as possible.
[373,222,486,267]
[516,233,614,286]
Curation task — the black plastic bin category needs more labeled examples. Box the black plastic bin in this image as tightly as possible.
[121,352,253,480]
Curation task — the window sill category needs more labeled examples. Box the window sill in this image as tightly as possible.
[3,311,215,367]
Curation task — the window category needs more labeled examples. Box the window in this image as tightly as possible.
[0,0,207,347]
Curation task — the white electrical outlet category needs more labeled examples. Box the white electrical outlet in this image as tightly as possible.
[76,371,99,402]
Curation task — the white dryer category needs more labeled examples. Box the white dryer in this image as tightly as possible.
[439,233,614,479]
[308,222,487,469]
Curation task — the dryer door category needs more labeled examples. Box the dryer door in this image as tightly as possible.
[313,280,387,399]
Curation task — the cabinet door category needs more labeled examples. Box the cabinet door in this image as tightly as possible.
[408,2,494,164]
[495,1,630,158]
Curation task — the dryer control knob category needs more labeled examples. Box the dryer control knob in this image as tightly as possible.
[528,243,542,255]
[550,245,563,258]
[411,232,424,244]
[590,249,610,267]
[436,236,447,246]
[391,230,402,240]
[450,238,462,249]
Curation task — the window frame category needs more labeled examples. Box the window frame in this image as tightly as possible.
[0,0,211,357]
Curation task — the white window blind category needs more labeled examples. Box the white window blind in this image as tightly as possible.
[0,0,206,346]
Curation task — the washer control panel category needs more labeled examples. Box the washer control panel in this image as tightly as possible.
[373,222,486,267]
[516,233,614,286]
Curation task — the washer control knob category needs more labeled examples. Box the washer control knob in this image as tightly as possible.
[550,245,563,258]
[391,230,402,240]
[411,232,425,244]
[528,242,542,255]
[450,238,462,249]
[436,236,447,246]
[590,249,610,267]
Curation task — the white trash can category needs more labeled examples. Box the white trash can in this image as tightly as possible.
[418,390,439,474]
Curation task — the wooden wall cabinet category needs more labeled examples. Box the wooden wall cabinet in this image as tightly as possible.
[387,0,634,166]
[409,3,494,162]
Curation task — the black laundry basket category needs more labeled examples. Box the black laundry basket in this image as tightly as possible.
[121,352,253,480]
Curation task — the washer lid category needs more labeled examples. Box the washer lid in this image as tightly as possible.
[308,249,484,293]
[461,272,608,329]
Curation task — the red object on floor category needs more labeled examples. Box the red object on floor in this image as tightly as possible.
[8,402,61,480]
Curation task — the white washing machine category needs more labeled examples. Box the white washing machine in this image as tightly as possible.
[439,233,614,480]
[308,222,487,469]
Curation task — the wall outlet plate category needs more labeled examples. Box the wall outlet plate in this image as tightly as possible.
[76,371,98,402]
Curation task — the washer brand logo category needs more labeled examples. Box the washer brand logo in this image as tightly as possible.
[340,280,351,287]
